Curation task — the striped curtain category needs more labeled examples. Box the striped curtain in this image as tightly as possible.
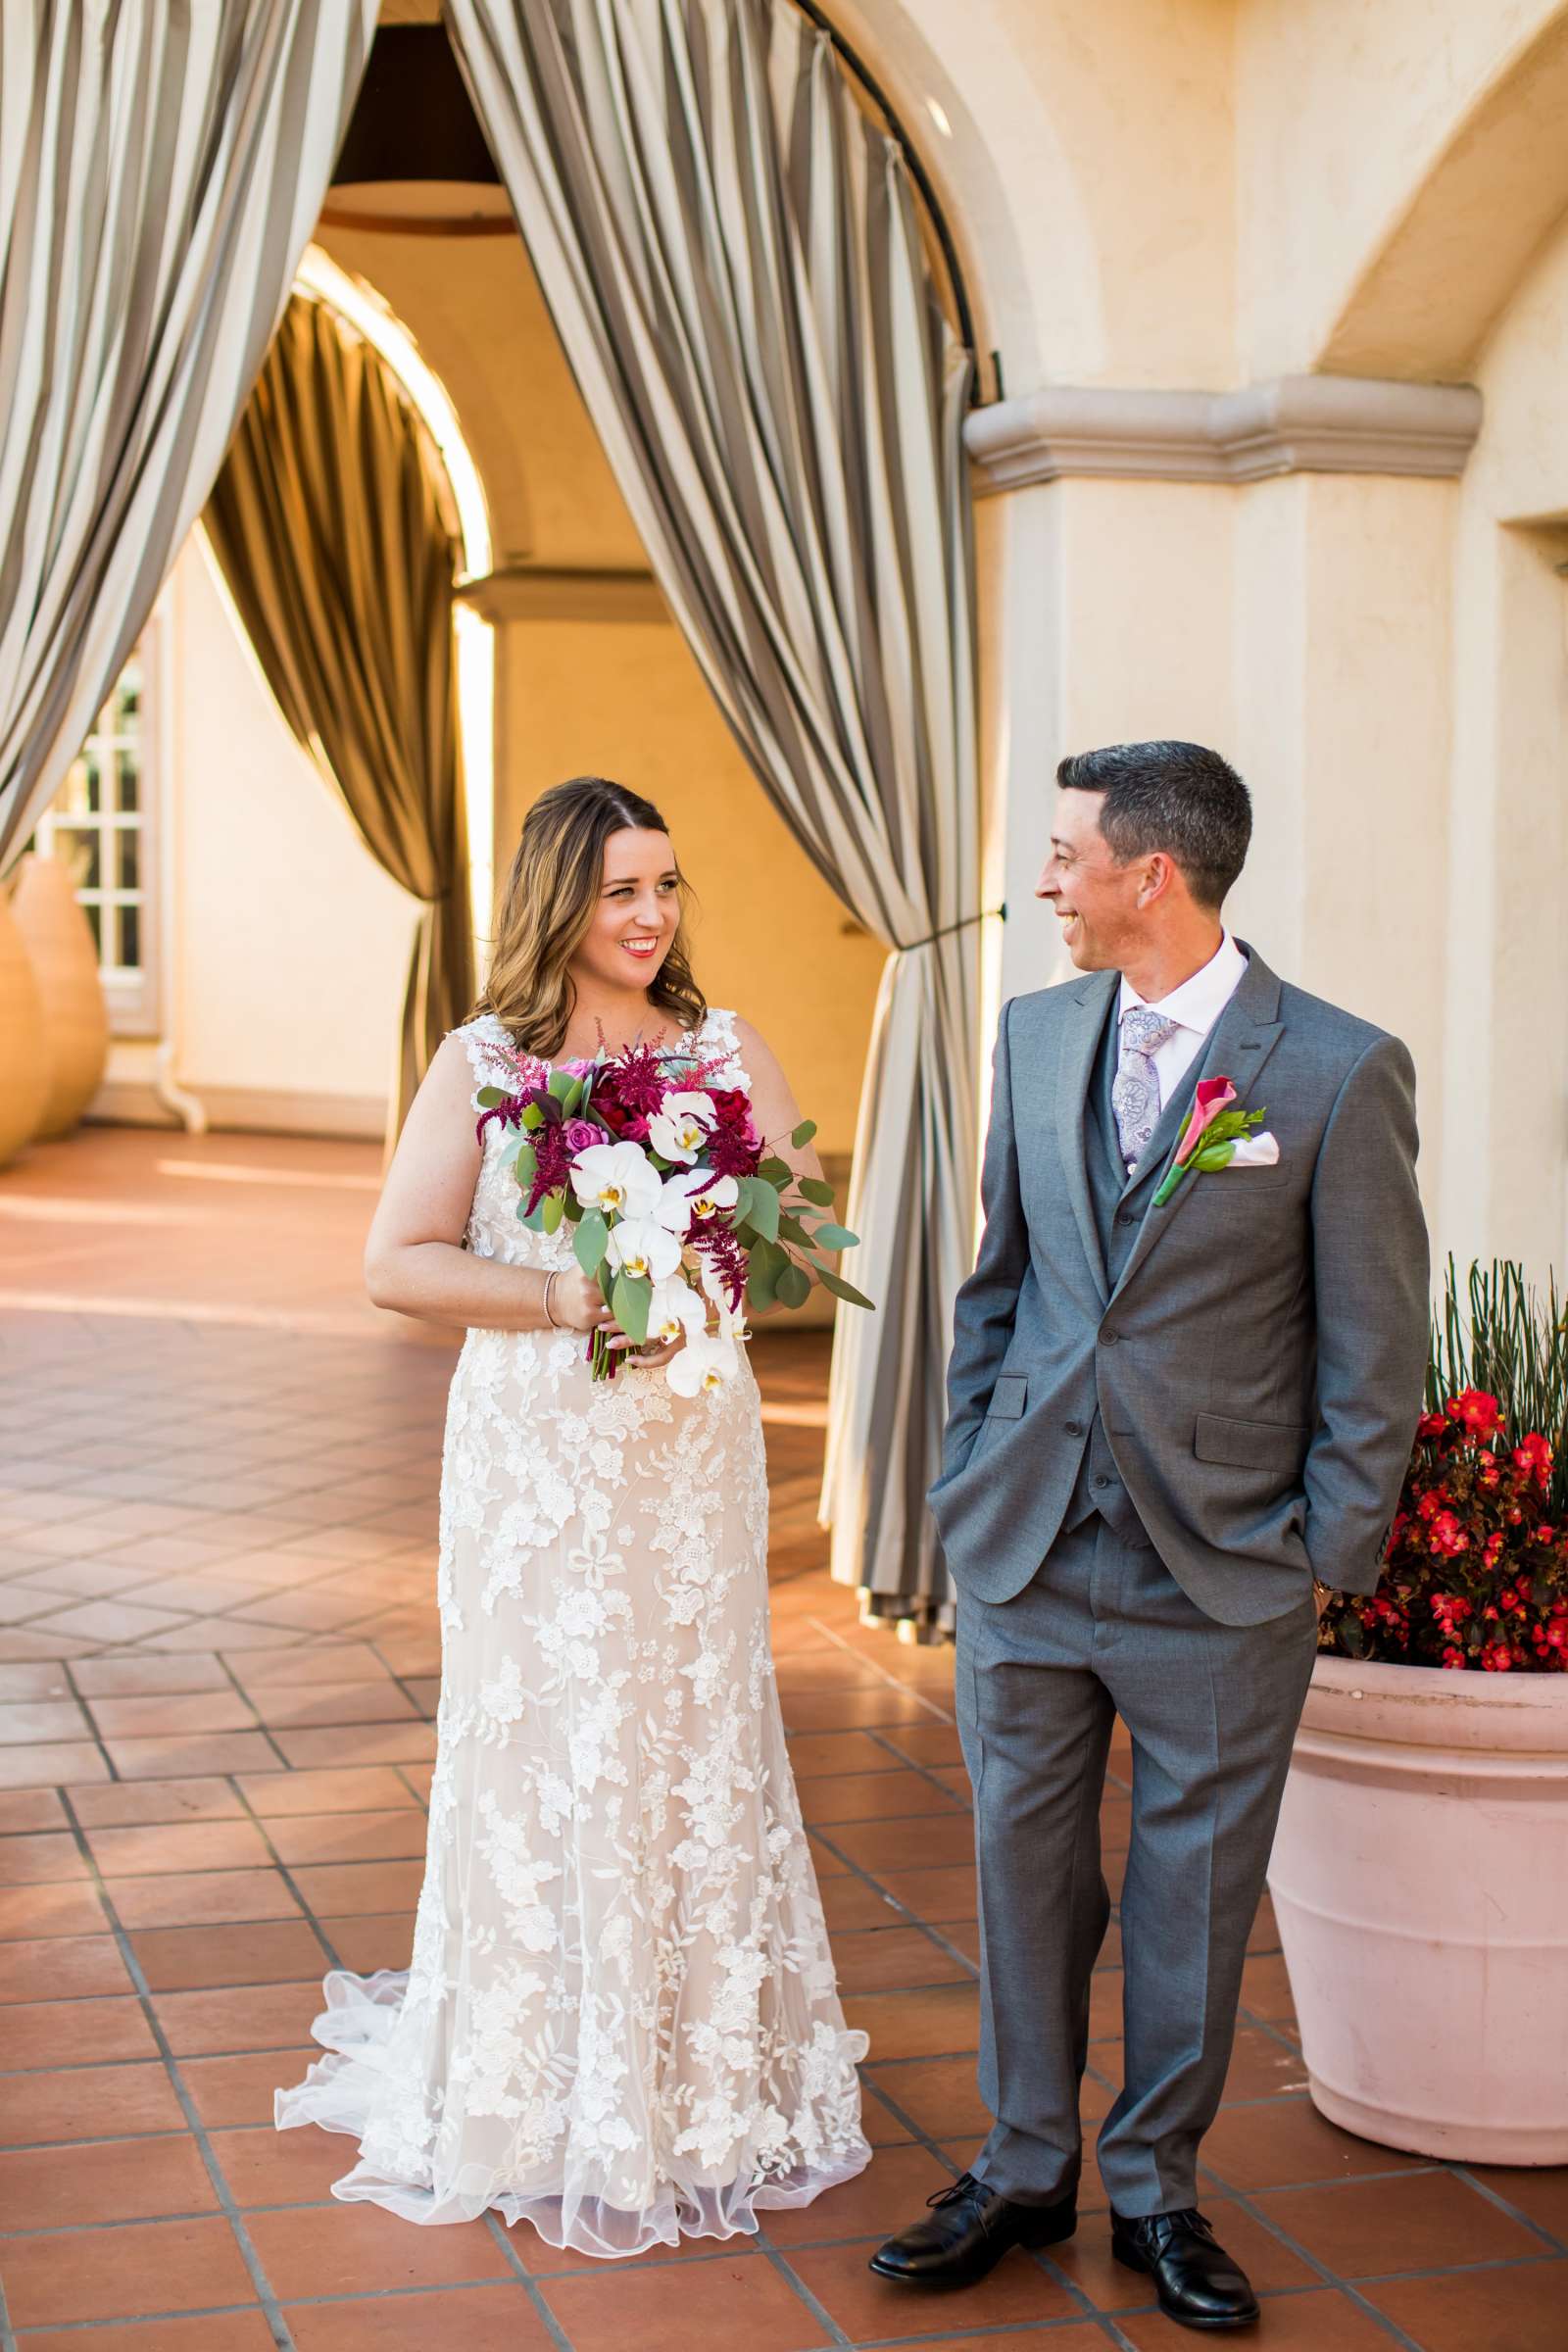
[447,0,981,1625]
[0,0,377,864]
[205,295,472,1142]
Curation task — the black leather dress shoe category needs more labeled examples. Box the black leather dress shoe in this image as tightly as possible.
[868,2172,1076,2288]
[1111,2208,1260,2329]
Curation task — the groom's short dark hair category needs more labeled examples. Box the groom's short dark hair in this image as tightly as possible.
[1056,740,1252,909]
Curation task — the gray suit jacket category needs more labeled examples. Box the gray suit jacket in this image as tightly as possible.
[929,946,1430,1624]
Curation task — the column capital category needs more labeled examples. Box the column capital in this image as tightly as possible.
[965,374,1483,493]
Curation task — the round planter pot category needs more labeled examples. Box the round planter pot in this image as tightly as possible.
[10,852,109,1137]
[1268,1652,1568,2164]
[0,884,50,1167]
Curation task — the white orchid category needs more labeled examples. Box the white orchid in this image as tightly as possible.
[568,1141,662,1222]
[666,1331,739,1397]
[655,1167,739,1233]
[646,1277,709,1348]
[605,1218,682,1284]
[647,1091,718,1164]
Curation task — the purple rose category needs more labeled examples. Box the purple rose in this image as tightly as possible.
[563,1118,604,1154]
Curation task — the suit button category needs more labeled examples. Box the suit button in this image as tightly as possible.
[1100,1330,1119,1346]
[1093,1474,1112,1489]
[1115,1212,1136,1228]
[1064,1420,1083,1437]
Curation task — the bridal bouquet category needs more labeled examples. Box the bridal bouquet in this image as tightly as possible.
[475,1038,871,1390]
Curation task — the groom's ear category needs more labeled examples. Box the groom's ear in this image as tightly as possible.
[1133,851,1178,908]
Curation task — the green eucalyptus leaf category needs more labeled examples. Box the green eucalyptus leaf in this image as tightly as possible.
[612,1270,651,1345]
[809,1261,875,1309]
[798,1176,835,1206]
[747,1184,781,1244]
[574,1208,609,1276]
[757,1155,792,1187]
[775,1261,811,1310]
[777,1210,812,1250]
[790,1119,817,1150]
[746,1261,780,1312]
[521,1103,545,1130]
[812,1223,859,1252]
[475,1085,506,1108]
[541,1191,565,1236]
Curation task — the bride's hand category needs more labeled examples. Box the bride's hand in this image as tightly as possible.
[548,1268,618,1336]
[609,1329,684,1370]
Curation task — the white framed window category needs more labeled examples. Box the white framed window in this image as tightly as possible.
[28,629,161,1035]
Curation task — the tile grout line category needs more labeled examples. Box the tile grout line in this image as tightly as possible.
[54,1785,300,2352]
[803,1613,958,1726]
[750,2225,858,2347]
[1188,2156,1433,2352]
[1450,2163,1568,2258]
[476,2209,582,2352]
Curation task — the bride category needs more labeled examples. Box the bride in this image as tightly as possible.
[275,775,871,2257]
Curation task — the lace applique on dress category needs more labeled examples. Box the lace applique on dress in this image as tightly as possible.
[275,1006,869,2256]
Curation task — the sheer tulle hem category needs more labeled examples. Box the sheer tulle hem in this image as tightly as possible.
[274,1968,873,2259]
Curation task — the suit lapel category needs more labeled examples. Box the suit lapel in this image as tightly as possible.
[1054,973,1116,1305]
[1109,944,1286,1302]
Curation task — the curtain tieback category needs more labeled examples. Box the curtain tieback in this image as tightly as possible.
[893,904,1005,954]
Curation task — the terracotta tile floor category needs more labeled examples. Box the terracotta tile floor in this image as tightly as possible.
[0,1126,1564,2348]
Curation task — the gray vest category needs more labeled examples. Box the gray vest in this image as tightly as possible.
[1062,998,1204,1543]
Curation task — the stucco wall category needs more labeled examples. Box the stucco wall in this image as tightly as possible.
[143,536,416,1126]
[496,617,887,1160]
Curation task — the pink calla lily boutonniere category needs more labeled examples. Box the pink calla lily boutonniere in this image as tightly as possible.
[1152,1076,1278,1207]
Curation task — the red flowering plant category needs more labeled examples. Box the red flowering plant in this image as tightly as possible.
[1319,1258,1568,1672]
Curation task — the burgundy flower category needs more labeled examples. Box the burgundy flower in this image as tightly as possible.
[689,1222,749,1312]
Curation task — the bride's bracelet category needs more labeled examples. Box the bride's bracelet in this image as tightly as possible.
[542,1272,561,1331]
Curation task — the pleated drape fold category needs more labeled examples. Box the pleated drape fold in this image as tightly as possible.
[446,0,981,1623]
[0,0,377,862]
[204,295,472,1138]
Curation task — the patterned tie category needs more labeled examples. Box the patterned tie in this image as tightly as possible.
[1112,1005,1179,1171]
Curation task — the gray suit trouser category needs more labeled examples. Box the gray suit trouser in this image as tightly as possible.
[956,1509,1318,2217]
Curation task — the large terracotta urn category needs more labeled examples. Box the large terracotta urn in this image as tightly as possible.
[1268,1653,1568,2164]
[10,853,109,1137]
[0,883,50,1166]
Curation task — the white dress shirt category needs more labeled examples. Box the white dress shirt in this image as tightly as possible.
[1118,931,1249,1118]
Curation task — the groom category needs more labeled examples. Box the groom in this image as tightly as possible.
[872,742,1429,2330]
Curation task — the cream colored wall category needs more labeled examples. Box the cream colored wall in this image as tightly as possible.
[1236,0,1565,376]
[1437,206,1568,1272]
[848,0,1238,387]
[142,535,416,1125]
[496,617,887,1159]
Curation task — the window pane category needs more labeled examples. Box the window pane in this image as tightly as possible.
[54,826,100,890]
[116,748,139,812]
[83,901,102,956]
[117,662,141,725]
[82,753,102,814]
[117,830,139,891]
[119,905,140,970]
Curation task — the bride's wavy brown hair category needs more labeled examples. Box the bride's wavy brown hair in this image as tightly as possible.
[471,776,706,1057]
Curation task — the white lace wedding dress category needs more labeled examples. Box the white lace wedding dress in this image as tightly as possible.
[275,1006,870,2256]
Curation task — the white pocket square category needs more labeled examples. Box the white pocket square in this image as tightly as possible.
[1223,1133,1280,1167]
